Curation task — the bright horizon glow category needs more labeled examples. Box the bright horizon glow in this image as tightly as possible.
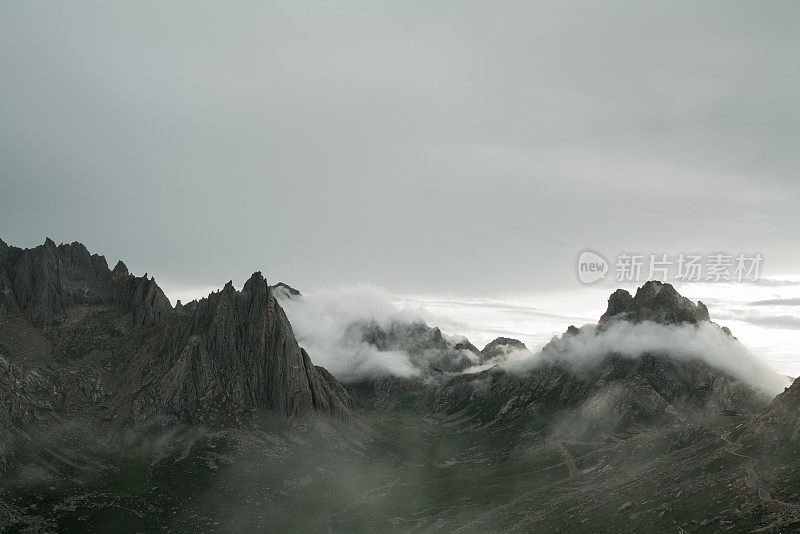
[158,276,800,379]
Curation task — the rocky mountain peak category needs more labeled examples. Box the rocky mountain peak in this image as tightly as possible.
[0,237,354,426]
[599,280,710,326]
[219,280,237,296]
[482,337,528,359]
[350,319,481,375]
[0,238,116,325]
[604,288,634,318]
[243,271,269,295]
[269,281,302,300]
[112,260,129,277]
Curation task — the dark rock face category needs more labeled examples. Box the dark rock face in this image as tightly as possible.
[358,282,769,435]
[112,272,352,425]
[0,239,171,330]
[0,238,352,433]
[744,376,800,450]
[599,281,710,326]
[482,337,528,359]
[350,319,481,373]
[2,239,113,326]
[602,288,634,320]
[431,353,767,435]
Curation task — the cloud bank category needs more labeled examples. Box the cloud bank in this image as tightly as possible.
[502,321,789,395]
[277,285,426,383]
[278,285,788,395]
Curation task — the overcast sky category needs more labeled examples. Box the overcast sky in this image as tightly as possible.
[1,2,799,296]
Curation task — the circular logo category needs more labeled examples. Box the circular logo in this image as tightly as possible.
[577,250,608,284]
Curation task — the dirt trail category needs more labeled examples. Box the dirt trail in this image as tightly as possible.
[555,441,581,478]
[721,433,800,510]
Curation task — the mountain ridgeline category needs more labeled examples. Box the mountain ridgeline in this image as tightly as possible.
[0,238,352,432]
[0,238,778,435]
[339,280,772,435]
[2,238,798,532]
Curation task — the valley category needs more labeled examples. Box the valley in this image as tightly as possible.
[1,238,799,533]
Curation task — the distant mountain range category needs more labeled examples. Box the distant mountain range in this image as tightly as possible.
[1,237,798,532]
[342,280,771,437]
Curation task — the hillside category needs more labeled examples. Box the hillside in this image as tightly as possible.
[1,240,797,532]
[0,238,352,436]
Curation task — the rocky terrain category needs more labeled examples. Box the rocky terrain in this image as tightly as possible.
[0,238,352,434]
[1,238,798,533]
[743,373,800,451]
[345,281,770,441]
[481,337,530,360]
[348,319,484,374]
[599,282,712,326]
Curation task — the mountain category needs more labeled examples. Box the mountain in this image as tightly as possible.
[0,238,352,435]
[1,246,793,532]
[482,337,529,359]
[352,281,770,437]
[268,281,302,300]
[348,318,483,374]
[599,281,711,326]
[432,349,766,436]
[744,375,800,450]
[731,375,800,522]
[338,318,491,411]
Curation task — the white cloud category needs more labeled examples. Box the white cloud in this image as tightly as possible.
[278,285,424,382]
[279,283,791,394]
[496,320,789,396]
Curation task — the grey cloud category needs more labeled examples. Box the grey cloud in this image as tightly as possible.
[712,309,800,330]
[739,315,800,330]
[399,297,594,323]
[1,2,799,294]
[750,298,800,306]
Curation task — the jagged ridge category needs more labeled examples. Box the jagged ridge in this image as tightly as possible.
[0,238,352,431]
[351,281,770,434]
[600,280,711,326]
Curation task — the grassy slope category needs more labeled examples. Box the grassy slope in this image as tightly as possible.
[1,411,790,533]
